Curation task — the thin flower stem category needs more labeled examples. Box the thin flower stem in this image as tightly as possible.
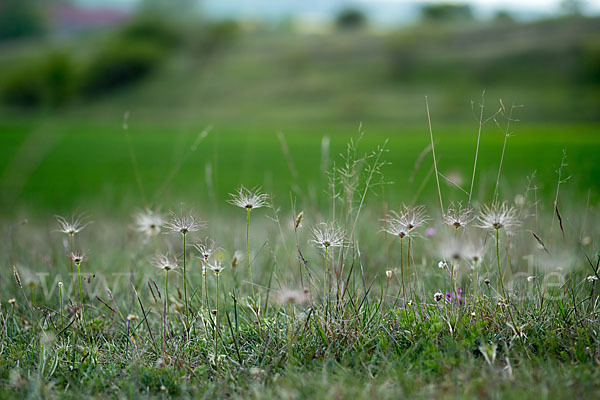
[69,234,74,288]
[165,270,169,314]
[324,246,328,302]
[400,237,405,300]
[496,228,507,300]
[77,262,85,327]
[203,260,207,309]
[183,233,188,324]
[247,208,254,297]
[59,285,64,328]
[215,273,220,362]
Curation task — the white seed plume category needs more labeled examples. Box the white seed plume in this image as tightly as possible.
[70,252,85,266]
[55,213,92,236]
[400,204,428,232]
[276,288,308,305]
[134,208,164,236]
[194,238,220,261]
[165,210,205,235]
[152,253,178,272]
[228,186,270,210]
[443,202,474,229]
[381,211,409,238]
[477,202,520,231]
[207,260,225,275]
[311,222,344,249]
[464,240,485,266]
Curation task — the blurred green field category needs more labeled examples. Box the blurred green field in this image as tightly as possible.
[1,17,599,213]
[1,117,599,213]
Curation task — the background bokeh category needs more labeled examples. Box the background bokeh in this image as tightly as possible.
[1,0,599,214]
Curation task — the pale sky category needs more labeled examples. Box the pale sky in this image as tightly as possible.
[80,0,600,16]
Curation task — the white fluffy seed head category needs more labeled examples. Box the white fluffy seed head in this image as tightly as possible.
[311,222,345,250]
[152,253,178,272]
[55,213,92,236]
[228,186,270,210]
[134,208,164,236]
[477,202,520,231]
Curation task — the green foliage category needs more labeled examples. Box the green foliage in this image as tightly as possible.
[420,3,474,24]
[335,8,368,30]
[0,52,76,108]
[80,39,167,97]
[80,19,180,97]
[0,0,45,40]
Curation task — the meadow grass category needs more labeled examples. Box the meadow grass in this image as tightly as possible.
[1,112,599,399]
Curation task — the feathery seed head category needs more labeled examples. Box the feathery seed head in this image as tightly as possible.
[70,252,85,266]
[208,260,225,275]
[311,222,344,249]
[152,253,178,272]
[228,186,270,210]
[477,202,520,231]
[381,211,409,238]
[194,238,220,261]
[440,238,463,261]
[464,240,485,266]
[400,204,428,231]
[443,202,474,229]
[231,250,243,268]
[134,208,164,236]
[386,270,393,279]
[276,288,308,305]
[55,213,92,236]
[165,210,205,235]
[127,314,138,321]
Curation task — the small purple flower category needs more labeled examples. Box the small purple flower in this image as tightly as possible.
[445,287,464,305]
[426,227,435,237]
